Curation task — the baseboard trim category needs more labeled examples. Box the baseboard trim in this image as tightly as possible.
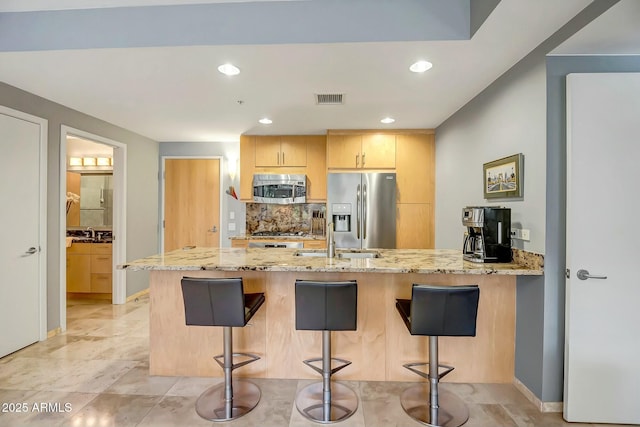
[126,288,149,302]
[47,327,62,338]
[513,377,563,413]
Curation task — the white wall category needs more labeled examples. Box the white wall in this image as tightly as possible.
[435,56,547,254]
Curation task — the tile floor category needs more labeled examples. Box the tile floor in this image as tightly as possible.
[0,295,628,427]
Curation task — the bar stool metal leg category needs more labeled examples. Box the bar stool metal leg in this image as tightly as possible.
[295,331,358,423]
[195,327,261,422]
[400,337,469,427]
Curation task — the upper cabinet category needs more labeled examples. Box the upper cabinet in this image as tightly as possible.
[326,131,396,169]
[239,134,326,201]
[255,135,307,167]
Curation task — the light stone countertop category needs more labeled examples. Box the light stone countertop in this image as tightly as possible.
[229,234,325,240]
[119,247,543,275]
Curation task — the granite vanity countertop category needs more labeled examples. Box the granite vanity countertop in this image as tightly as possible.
[119,247,543,275]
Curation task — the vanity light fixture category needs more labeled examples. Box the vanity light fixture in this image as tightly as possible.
[409,60,433,73]
[259,118,273,124]
[96,157,111,166]
[69,157,83,166]
[82,157,97,166]
[217,63,240,76]
[380,117,395,124]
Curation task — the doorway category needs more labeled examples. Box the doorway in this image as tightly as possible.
[59,126,127,332]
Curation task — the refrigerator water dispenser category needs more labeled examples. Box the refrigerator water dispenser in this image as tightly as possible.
[331,203,351,232]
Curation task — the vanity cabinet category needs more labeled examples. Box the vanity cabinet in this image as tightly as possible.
[67,242,112,295]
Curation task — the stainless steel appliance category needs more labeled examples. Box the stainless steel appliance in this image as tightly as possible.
[462,206,511,263]
[327,173,396,249]
[252,174,307,204]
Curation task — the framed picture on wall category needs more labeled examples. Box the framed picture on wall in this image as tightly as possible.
[483,153,524,199]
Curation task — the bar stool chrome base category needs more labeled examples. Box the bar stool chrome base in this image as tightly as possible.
[295,381,358,424]
[195,379,261,422]
[400,384,469,427]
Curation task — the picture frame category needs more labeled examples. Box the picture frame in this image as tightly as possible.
[483,153,524,199]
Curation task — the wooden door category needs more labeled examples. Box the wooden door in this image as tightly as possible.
[327,134,362,168]
[280,135,307,166]
[254,136,281,167]
[361,134,396,168]
[164,159,220,252]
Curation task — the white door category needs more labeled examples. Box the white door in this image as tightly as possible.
[564,73,640,424]
[0,109,45,358]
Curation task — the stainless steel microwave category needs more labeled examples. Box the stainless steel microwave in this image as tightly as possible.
[252,174,307,204]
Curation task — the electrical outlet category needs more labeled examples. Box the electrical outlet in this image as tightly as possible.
[510,228,521,239]
[228,222,236,231]
[521,229,530,241]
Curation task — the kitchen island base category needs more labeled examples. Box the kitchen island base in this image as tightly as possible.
[149,270,515,383]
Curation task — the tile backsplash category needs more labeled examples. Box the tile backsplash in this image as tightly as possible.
[246,203,326,235]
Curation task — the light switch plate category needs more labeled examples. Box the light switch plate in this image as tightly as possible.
[228,223,236,231]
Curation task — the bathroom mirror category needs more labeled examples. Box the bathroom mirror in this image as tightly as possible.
[67,172,113,227]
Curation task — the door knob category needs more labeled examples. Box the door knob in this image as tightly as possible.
[576,269,607,280]
[209,225,218,233]
[24,247,38,256]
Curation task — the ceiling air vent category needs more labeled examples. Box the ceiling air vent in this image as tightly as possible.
[315,93,344,105]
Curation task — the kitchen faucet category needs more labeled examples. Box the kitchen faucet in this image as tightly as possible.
[86,227,95,239]
[327,222,336,258]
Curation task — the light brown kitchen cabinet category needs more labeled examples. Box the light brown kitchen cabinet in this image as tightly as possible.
[396,203,434,249]
[67,242,112,294]
[305,135,327,201]
[303,240,326,249]
[327,132,396,169]
[395,132,435,204]
[255,136,307,167]
[231,239,249,248]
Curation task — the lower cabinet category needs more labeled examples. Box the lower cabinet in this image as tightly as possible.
[67,243,112,294]
[230,239,326,249]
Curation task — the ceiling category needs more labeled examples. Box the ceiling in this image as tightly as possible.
[0,0,629,143]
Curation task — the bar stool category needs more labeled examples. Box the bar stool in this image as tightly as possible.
[181,277,265,422]
[295,279,358,424]
[396,284,480,427]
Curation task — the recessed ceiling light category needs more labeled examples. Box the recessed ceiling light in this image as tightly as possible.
[380,117,395,124]
[259,118,272,125]
[409,60,433,73]
[217,63,240,76]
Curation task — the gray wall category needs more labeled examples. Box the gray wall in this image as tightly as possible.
[1,82,159,330]
[434,1,622,403]
[159,141,245,248]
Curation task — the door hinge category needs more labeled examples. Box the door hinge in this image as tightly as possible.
[565,268,570,279]
[163,220,165,229]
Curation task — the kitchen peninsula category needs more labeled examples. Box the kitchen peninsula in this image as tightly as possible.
[121,247,542,384]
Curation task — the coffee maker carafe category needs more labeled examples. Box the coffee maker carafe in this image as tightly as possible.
[462,207,512,263]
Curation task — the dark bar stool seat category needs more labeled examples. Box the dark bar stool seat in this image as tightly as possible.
[181,277,265,422]
[396,284,480,427]
[295,279,358,424]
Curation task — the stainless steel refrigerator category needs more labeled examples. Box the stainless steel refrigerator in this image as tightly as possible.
[327,172,396,249]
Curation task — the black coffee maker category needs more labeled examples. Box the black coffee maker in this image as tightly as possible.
[462,207,512,263]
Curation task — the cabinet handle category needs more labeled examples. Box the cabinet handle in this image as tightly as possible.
[277,152,280,165]
[356,153,359,167]
[282,151,285,165]
[95,257,109,260]
[362,152,366,166]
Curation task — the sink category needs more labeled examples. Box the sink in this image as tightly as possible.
[294,249,382,259]
[337,250,381,259]
[294,250,328,257]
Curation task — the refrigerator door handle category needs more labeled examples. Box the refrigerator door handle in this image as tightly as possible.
[356,184,361,239]
[363,183,367,240]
